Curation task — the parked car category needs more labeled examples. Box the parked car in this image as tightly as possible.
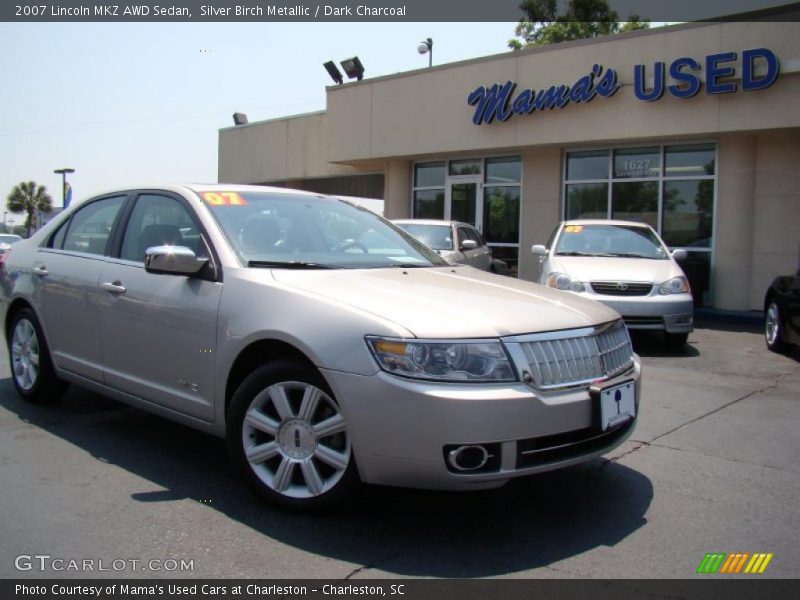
[764,270,800,353]
[1,185,640,511]
[0,234,22,266]
[392,219,507,273]
[533,220,693,348]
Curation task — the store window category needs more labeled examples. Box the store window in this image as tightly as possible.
[413,156,522,275]
[563,143,716,306]
[413,162,445,219]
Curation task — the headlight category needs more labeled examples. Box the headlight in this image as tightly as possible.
[366,337,517,382]
[545,272,585,292]
[659,276,690,295]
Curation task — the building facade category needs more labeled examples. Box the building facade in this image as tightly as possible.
[218,21,800,311]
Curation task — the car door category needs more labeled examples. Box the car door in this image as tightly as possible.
[456,225,491,270]
[97,192,222,421]
[34,195,128,382]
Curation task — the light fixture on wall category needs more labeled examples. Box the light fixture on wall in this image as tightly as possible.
[340,56,365,81]
[417,38,433,68]
[323,61,344,85]
[232,112,248,126]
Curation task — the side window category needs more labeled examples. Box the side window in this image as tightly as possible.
[62,196,126,255]
[466,227,484,246]
[49,220,69,249]
[456,227,472,248]
[120,194,202,262]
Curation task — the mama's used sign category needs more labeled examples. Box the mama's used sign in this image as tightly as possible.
[467,48,779,126]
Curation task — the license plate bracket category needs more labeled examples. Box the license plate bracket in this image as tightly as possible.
[590,380,636,432]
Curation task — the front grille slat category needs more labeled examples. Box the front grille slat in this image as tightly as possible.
[591,281,653,296]
[515,321,634,390]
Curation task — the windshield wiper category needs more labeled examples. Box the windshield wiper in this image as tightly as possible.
[247,260,341,269]
[555,251,596,257]
[603,253,659,259]
[382,263,428,268]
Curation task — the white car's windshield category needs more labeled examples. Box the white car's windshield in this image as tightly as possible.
[202,190,447,269]
[394,223,453,251]
[555,224,668,260]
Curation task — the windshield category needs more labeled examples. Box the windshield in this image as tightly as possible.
[393,223,453,251]
[554,224,668,259]
[0,235,21,245]
[200,191,448,269]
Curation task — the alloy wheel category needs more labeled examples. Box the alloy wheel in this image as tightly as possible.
[242,381,350,499]
[11,318,40,391]
[765,302,780,346]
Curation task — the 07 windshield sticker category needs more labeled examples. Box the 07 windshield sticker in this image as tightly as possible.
[200,192,247,206]
[563,225,583,233]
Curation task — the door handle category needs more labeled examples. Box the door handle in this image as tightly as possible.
[101,281,126,294]
[33,266,48,277]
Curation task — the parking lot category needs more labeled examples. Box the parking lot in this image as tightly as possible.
[0,321,798,579]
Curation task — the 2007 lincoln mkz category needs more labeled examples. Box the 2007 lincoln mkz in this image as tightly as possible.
[1,185,640,510]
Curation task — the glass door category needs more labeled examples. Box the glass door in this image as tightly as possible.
[445,176,482,230]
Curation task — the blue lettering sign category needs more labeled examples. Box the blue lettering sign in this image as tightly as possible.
[634,62,665,102]
[668,57,701,98]
[742,48,779,91]
[706,52,738,94]
[467,65,618,125]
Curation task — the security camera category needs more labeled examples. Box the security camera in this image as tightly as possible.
[417,42,429,55]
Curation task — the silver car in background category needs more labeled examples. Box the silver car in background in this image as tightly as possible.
[392,219,499,272]
[533,220,694,347]
[1,185,640,511]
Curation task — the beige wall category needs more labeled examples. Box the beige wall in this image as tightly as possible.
[326,22,800,163]
[518,147,561,283]
[383,160,412,220]
[750,130,800,309]
[218,112,357,183]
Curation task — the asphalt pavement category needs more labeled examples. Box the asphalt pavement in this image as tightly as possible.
[0,321,798,579]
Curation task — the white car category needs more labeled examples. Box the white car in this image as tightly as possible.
[533,220,693,347]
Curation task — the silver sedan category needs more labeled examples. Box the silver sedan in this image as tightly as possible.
[1,185,640,511]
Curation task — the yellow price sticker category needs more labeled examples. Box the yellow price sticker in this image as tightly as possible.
[201,192,247,206]
[564,225,584,233]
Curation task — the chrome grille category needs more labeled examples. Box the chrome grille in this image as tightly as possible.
[591,281,653,296]
[504,321,634,390]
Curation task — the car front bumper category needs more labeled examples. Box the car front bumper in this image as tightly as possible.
[321,358,641,491]
[571,292,694,333]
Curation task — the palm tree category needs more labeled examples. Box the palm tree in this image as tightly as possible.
[6,181,53,237]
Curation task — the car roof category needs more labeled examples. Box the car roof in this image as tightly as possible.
[562,219,653,228]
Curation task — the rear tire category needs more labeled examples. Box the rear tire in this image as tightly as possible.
[8,308,68,403]
[226,360,359,512]
[765,300,788,353]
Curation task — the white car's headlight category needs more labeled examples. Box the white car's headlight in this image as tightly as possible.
[659,276,691,295]
[545,272,585,292]
[366,337,517,382]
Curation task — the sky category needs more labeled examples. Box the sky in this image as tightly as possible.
[0,22,518,222]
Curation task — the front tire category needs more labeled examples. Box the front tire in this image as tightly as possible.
[765,300,788,353]
[665,332,689,349]
[226,360,359,511]
[8,308,67,403]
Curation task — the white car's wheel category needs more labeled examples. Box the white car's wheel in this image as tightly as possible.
[8,308,67,403]
[227,360,358,511]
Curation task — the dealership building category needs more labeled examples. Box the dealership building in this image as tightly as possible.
[218,20,799,311]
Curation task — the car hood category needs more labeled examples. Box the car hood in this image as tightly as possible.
[271,266,619,338]
[550,256,683,283]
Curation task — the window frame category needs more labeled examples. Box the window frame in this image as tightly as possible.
[45,193,132,257]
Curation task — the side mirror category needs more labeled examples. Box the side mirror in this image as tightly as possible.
[460,239,478,251]
[531,244,548,256]
[671,248,688,261]
[145,245,208,276]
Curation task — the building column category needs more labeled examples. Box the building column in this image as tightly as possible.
[714,134,756,311]
[518,147,562,283]
[382,160,412,219]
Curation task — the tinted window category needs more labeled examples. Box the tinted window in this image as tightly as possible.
[62,196,125,255]
[566,150,608,180]
[120,195,200,262]
[414,162,445,187]
[413,189,445,220]
[485,157,521,184]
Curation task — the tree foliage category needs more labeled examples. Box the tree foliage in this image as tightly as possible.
[509,0,650,49]
[6,181,53,237]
